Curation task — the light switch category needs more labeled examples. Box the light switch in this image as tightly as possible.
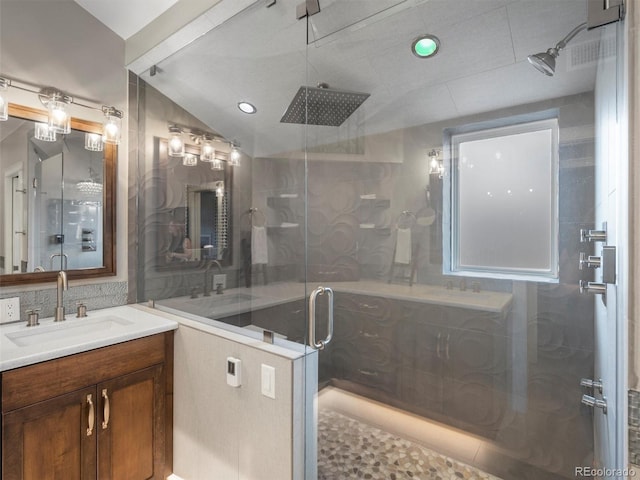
[261,364,276,399]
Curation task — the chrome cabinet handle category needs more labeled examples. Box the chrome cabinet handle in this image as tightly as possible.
[101,389,110,429]
[87,394,95,436]
[358,369,379,377]
[361,331,379,338]
[308,286,334,350]
[445,333,450,360]
[359,303,379,310]
[436,332,442,359]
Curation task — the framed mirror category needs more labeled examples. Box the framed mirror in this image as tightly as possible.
[155,138,232,270]
[0,104,116,286]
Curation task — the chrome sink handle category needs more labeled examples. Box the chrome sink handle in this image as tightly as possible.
[308,286,334,350]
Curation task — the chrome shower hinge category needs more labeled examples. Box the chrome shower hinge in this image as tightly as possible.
[587,0,624,29]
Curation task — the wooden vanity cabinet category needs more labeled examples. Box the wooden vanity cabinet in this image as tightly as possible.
[1,332,174,480]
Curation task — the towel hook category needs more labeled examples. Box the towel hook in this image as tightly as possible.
[248,207,266,227]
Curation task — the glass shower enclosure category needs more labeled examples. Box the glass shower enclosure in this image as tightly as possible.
[136,0,629,478]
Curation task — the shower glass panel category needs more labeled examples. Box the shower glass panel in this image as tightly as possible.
[133,0,626,478]
[306,1,622,479]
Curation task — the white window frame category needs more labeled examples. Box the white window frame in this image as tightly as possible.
[443,113,560,282]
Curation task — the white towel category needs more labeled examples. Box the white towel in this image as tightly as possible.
[394,227,412,265]
[251,226,268,264]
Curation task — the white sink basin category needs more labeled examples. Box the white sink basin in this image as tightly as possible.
[6,316,133,347]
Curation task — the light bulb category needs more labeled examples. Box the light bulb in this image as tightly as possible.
[85,133,103,152]
[183,153,198,166]
[34,122,57,142]
[168,128,184,157]
[211,159,223,170]
[201,140,215,162]
[102,107,122,145]
[229,144,240,167]
[47,99,71,134]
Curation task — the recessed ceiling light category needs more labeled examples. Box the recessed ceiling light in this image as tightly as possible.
[238,101,257,114]
[411,35,440,58]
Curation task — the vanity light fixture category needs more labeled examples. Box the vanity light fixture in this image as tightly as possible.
[229,143,241,167]
[41,89,72,134]
[102,106,122,145]
[211,158,223,170]
[168,126,185,157]
[183,153,199,167]
[0,77,9,121]
[84,133,104,152]
[428,149,443,178]
[34,122,57,142]
[0,75,123,144]
[200,137,216,162]
[168,123,239,168]
[237,101,257,114]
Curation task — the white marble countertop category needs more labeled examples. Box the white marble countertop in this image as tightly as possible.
[156,280,513,321]
[0,305,178,372]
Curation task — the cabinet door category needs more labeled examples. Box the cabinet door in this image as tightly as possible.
[442,327,506,436]
[2,388,97,480]
[97,365,164,480]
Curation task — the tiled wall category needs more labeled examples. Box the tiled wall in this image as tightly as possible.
[0,281,128,322]
[630,390,640,465]
[250,93,597,479]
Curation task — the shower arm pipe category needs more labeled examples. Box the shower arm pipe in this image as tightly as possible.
[554,22,588,53]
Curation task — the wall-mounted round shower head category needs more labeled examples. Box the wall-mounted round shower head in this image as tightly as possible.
[527,48,558,76]
[527,22,587,77]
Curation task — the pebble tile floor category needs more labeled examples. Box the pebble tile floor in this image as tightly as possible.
[318,409,502,480]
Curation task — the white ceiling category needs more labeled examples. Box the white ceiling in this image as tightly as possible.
[74,0,178,39]
[136,0,603,158]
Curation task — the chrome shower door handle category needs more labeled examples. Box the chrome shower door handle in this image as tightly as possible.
[308,286,334,350]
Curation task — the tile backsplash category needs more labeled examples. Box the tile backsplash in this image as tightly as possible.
[0,281,127,322]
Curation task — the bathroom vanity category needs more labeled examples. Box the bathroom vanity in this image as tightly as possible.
[162,281,512,440]
[0,306,177,480]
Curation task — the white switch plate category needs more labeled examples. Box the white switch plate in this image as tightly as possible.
[0,297,20,324]
[213,274,227,290]
[261,364,276,399]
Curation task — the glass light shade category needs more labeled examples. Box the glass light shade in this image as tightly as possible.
[85,133,104,152]
[229,145,241,167]
[47,99,71,134]
[211,158,223,170]
[102,113,122,145]
[200,140,215,162]
[77,180,103,195]
[183,153,198,166]
[0,79,8,122]
[34,122,57,142]
[169,133,185,157]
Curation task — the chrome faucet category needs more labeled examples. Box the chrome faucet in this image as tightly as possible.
[204,260,223,296]
[55,271,68,322]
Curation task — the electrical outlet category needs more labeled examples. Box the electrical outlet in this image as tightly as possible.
[213,274,227,290]
[0,297,20,324]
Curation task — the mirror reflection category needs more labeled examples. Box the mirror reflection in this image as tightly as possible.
[0,105,115,284]
[156,139,231,269]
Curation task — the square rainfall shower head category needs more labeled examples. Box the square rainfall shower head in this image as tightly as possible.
[280,85,370,126]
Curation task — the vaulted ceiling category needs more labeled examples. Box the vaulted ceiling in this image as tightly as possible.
[80,0,606,158]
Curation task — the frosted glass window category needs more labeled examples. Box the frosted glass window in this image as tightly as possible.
[444,118,559,282]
